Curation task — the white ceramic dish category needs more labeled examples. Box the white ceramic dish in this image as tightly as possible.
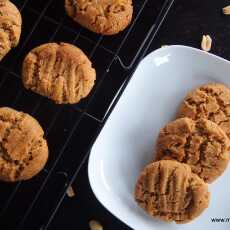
[88,45,230,230]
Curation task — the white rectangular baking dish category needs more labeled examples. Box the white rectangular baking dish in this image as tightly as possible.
[88,45,230,230]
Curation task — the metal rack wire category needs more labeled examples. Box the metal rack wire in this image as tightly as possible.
[0,0,174,229]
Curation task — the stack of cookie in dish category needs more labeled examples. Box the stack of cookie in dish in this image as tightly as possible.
[135,83,230,223]
[0,0,134,182]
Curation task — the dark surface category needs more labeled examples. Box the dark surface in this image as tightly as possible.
[0,0,173,230]
[49,0,230,229]
[148,0,230,57]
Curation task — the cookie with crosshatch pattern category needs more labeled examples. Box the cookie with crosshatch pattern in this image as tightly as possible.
[177,83,230,139]
[0,107,48,182]
[135,160,210,223]
[0,0,22,60]
[155,118,230,183]
[65,0,133,35]
[22,42,96,104]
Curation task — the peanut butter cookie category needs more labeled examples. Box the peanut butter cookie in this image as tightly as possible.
[178,83,230,138]
[0,0,22,60]
[135,160,210,223]
[65,0,133,35]
[22,43,96,104]
[155,118,230,183]
[0,107,48,182]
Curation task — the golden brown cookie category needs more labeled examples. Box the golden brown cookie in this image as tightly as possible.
[155,118,230,183]
[65,0,133,35]
[22,42,96,104]
[0,0,22,60]
[178,83,230,138]
[0,107,48,182]
[135,160,210,224]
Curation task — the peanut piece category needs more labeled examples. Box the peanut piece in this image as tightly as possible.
[223,6,230,15]
[89,220,103,230]
[66,185,75,197]
[201,35,212,52]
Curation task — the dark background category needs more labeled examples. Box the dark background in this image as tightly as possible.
[0,0,230,229]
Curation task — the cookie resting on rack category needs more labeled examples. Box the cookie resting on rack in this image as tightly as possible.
[0,107,48,182]
[0,0,22,60]
[135,160,210,223]
[22,42,96,104]
[65,0,133,35]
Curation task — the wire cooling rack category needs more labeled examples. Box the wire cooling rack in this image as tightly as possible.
[0,0,174,229]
